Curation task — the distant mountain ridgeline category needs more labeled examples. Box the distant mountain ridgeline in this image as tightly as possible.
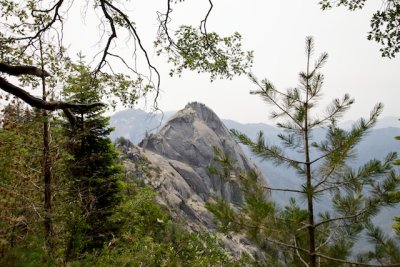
[109,109,175,144]
[110,108,400,194]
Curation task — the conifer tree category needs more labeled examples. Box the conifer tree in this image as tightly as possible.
[208,37,400,266]
[62,56,122,257]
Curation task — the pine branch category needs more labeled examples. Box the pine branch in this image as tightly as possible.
[308,94,354,128]
[237,172,303,193]
[314,208,369,228]
[249,76,304,129]
[314,180,353,194]
[231,129,305,167]
[316,231,334,250]
[236,217,400,266]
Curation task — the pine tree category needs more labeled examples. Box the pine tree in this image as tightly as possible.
[62,57,122,258]
[208,37,400,266]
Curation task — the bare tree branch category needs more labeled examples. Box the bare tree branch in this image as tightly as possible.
[0,77,103,111]
[200,0,213,35]
[314,208,369,228]
[100,0,161,107]
[315,252,400,267]
[0,62,51,77]
[97,0,118,72]
[294,238,310,267]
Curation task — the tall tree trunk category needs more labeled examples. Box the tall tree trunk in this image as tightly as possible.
[305,137,316,267]
[40,39,53,255]
[304,109,316,267]
[43,109,53,253]
[304,48,316,267]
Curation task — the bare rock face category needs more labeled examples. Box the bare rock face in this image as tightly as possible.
[119,102,269,258]
[139,102,265,204]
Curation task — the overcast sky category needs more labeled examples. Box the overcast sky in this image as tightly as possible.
[67,1,400,124]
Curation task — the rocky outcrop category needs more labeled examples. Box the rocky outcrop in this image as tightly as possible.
[139,102,266,204]
[119,102,269,258]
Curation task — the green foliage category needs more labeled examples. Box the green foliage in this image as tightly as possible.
[319,0,400,58]
[0,102,240,265]
[0,235,52,267]
[394,215,400,235]
[392,134,400,237]
[62,53,147,108]
[0,100,70,259]
[156,25,253,80]
[62,58,123,254]
[0,104,43,254]
[60,59,242,266]
[72,181,243,267]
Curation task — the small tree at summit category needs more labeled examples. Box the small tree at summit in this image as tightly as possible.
[208,37,400,266]
[62,57,123,257]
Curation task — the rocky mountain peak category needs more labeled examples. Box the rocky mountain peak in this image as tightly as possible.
[138,102,267,203]
[181,101,222,127]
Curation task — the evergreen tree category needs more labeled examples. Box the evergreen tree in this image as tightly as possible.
[62,57,122,257]
[208,37,400,266]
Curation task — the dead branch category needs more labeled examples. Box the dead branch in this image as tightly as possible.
[0,62,51,77]
[0,76,104,125]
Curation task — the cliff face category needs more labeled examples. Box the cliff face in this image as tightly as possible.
[118,102,269,257]
[139,102,265,204]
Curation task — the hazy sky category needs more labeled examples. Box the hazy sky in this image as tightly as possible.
[67,1,400,124]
